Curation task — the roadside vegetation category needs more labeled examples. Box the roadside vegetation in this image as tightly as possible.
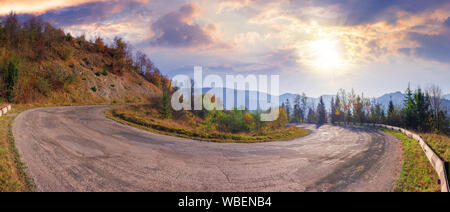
[380,128,440,192]
[0,105,33,191]
[107,103,308,143]
[419,133,450,163]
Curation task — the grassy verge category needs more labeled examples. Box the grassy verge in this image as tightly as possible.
[106,107,309,143]
[419,133,449,162]
[379,128,440,192]
[0,105,34,192]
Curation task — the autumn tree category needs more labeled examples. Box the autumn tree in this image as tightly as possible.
[95,37,106,53]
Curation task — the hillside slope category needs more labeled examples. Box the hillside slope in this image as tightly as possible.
[0,14,164,105]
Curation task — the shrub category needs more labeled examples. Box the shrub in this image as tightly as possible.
[82,57,90,65]
[35,77,50,96]
[95,72,101,76]
[47,65,76,90]
[61,48,72,61]
[91,86,97,92]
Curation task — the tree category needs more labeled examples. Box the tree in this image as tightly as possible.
[426,84,445,132]
[3,57,19,102]
[135,51,154,74]
[330,96,337,123]
[338,89,351,123]
[402,85,416,129]
[413,87,430,132]
[160,91,172,119]
[334,94,343,122]
[316,96,327,124]
[293,94,303,123]
[353,95,364,123]
[4,12,20,47]
[95,37,106,53]
[274,107,288,128]
[306,107,316,123]
[244,112,255,130]
[112,37,129,74]
[300,93,308,122]
[285,99,291,122]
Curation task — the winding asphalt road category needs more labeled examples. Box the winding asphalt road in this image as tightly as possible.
[13,106,402,192]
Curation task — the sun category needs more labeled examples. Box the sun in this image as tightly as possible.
[298,37,349,73]
[308,38,346,70]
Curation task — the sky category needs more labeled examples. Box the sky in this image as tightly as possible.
[2,0,450,97]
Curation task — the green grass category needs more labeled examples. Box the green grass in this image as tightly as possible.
[380,128,440,192]
[419,133,450,163]
[106,108,309,143]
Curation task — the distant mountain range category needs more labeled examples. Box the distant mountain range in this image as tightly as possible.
[200,88,450,114]
[444,94,450,100]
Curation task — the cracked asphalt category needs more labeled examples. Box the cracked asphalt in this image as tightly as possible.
[13,105,402,192]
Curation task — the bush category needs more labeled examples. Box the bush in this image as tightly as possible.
[47,65,76,90]
[82,57,90,65]
[95,72,101,76]
[91,86,97,92]
[61,48,72,61]
[211,109,247,133]
[35,77,50,96]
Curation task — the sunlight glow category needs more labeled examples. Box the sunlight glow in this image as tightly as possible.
[305,38,347,71]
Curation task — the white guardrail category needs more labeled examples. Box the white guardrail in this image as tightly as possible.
[335,122,449,192]
[0,104,11,117]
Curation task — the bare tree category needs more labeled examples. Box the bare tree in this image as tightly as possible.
[300,93,308,123]
[426,84,444,131]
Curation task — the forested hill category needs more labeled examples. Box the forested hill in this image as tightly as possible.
[0,13,171,105]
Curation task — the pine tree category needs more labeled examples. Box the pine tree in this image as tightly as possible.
[330,97,337,123]
[387,99,395,125]
[316,96,327,124]
[160,91,172,119]
[402,85,416,129]
[413,88,430,132]
[3,57,19,102]
[306,107,316,123]
[285,99,291,122]
[300,93,308,123]
[293,94,302,123]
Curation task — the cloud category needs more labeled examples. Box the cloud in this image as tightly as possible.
[24,0,149,27]
[313,0,450,25]
[150,3,228,49]
[407,29,450,63]
[0,0,107,15]
[445,17,450,27]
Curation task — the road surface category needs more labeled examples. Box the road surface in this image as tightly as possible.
[13,106,402,192]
